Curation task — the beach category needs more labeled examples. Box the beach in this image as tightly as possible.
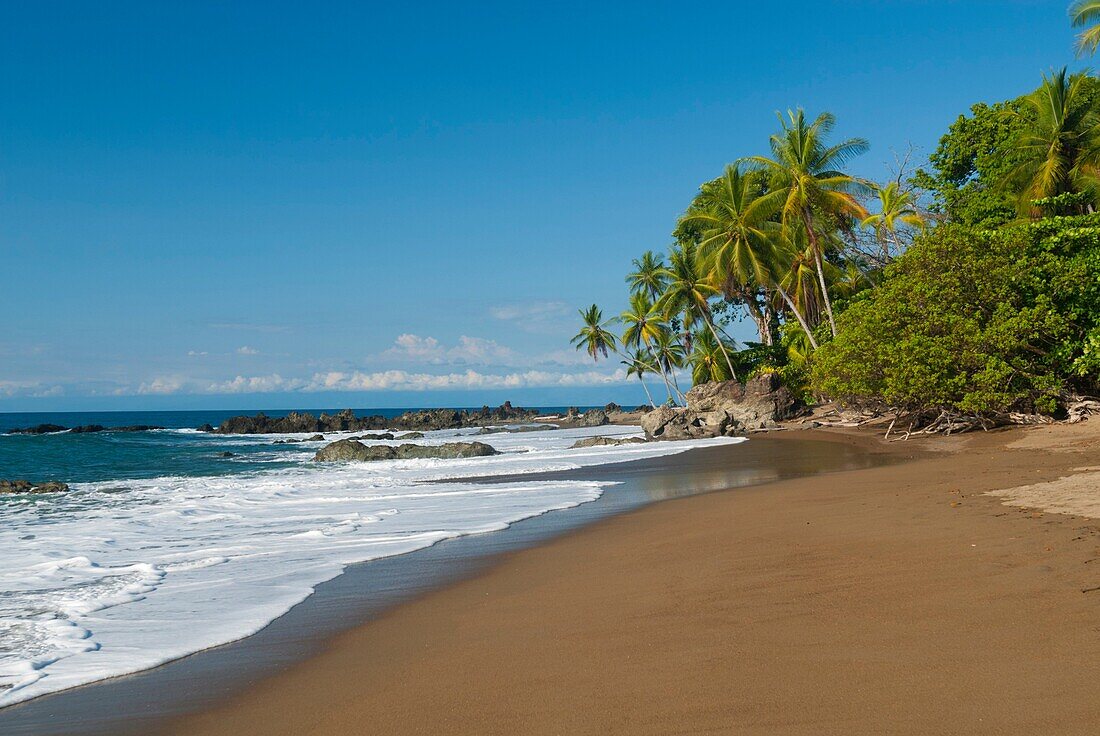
[150,423,1100,735]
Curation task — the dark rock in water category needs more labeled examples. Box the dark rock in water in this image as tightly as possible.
[6,424,164,435]
[314,439,500,462]
[397,432,425,440]
[197,424,215,433]
[307,434,325,441]
[570,436,646,448]
[641,374,803,441]
[359,433,395,441]
[5,424,67,435]
[212,403,540,435]
[216,451,236,458]
[0,479,69,493]
[604,402,621,413]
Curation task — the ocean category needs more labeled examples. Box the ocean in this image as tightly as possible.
[0,409,741,709]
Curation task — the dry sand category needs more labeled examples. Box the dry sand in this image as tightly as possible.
[163,425,1100,736]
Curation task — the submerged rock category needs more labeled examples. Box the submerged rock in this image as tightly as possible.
[570,436,646,448]
[5,424,164,435]
[0,479,69,493]
[307,434,326,441]
[5,424,67,435]
[216,451,236,458]
[397,431,425,440]
[313,439,500,462]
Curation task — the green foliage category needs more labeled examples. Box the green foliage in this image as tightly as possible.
[912,99,1026,228]
[810,216,1100,415]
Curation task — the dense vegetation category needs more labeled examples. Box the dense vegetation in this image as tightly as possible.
[572,4,1100,427]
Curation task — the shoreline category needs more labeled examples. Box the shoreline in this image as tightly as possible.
[157,423,1100,735]
[0,431,889,735]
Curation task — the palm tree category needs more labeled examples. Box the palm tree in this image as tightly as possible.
[860,181,925,262]
[678,164,785,346]
[1071,1,1100,56]
[770,231,822,351]
[656,243,737,382]
[620,292,678,403]
[690,329,733,385]
[626,251,669,300]
[1004,67,1100,214]
[651,328,687,402]
[621,350,657,407]
[570,304,617,362]
[745,109,870,337]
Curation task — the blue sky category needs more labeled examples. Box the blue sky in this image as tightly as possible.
[0,0,1086,411]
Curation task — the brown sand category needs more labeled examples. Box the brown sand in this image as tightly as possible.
[163,426,1100,735]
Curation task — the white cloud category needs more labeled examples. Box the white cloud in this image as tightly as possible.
[136,376,186,395]
[187,350,209,357]
[236,346,260,356]
[489,301,573,334]
[0,380,64,398]
[379,334,515,365]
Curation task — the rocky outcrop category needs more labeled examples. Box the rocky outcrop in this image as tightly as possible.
[0,479,69,493]
[314,439,500,462]
[206,403,540,435]
[570,436,646,448]
[641,374,803,441]
[5,424,164,435]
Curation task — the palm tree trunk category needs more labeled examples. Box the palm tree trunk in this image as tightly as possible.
[775,284,819,350]
[743,292,772,345]
[638,377,655,407]
[802,208,837,337]
[701,307,737,382]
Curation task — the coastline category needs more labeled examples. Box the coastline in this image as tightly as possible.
[156,423,1100,735]
[0,431,887,735]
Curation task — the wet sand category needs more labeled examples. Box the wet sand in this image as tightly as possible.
[160,425,1100,735]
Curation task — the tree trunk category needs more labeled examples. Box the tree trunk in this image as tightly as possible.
[803,208,837,337]
[638,377,655,407]
[702,306,738,382]
[743,291,773,346]
[775,284,819,350]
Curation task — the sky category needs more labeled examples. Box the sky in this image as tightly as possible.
[0,0,1088,411]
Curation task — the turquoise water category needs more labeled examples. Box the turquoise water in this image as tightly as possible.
[0,408,584,484]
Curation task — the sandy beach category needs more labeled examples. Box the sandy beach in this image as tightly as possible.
[155,423,1100,735]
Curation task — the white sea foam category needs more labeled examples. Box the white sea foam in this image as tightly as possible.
[0,425,742,706]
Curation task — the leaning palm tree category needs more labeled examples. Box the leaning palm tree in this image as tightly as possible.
[655,243,737,381]
[860,181,925,262]
[678,164,785,346]
[620,292,677,403]
[1003,67,1100,214]
[621,350,657,407]
[1071,1,1100,56]
[744,109,870,337]
[690,329,733,385]
[626,251,669,300]
[651,327,687,402]
[570,304,617,362]
[769,230,823,351]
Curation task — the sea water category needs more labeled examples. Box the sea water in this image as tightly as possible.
[0,410,741,707]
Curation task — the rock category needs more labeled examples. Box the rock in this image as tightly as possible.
[604,402,622,413]
[197,423,215,433]
[5,424,67,435]
[308,434,325,441]
[211,403,540,435]
[0,479,69,493]
[641,375,803,441]
[359,433,395,440]
[216,451,236,458]
[474,425,551,435]
[570,436,646,448]
[314,440,499,462]
[580,409,609,427]
[397,432,425,440]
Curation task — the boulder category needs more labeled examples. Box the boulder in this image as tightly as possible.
[359,433,395,440]
[0,479,69,493]
[314,440,499,462]
[570,436,646,448]
[397,432,425,440]
[5,424,67,435]
[580,409,609,427]
[641,375,803,441]
[308,434,325,441]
